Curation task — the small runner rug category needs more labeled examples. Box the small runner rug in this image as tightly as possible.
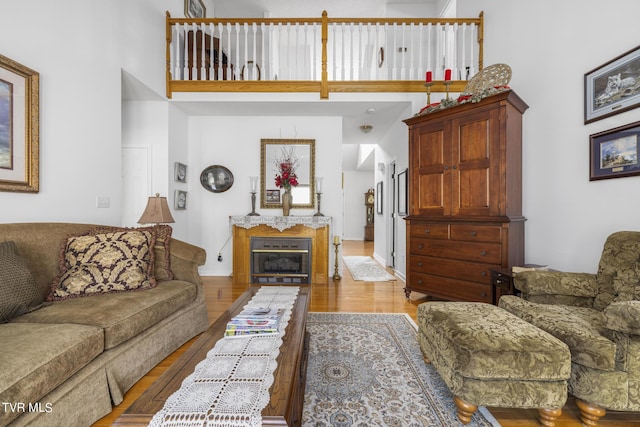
[303,313,500,427]
[342,256,396,281]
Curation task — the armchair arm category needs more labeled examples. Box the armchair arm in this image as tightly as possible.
[603,301,640,335]
[514,271,598,306]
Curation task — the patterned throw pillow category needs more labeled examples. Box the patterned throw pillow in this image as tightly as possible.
[47,230,157,301]
[93,225,174,281]
[0,241,44,322]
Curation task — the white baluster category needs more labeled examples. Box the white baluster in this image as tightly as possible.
[251,22,261,80]
[435,23,442,79]
[426,23,432,79]
[469,23,476,76]
[461,23,467,80]
[261,23,266,81]
[418,23,424,80]
[173,24,181,80]
[213,22,228,80]
[226,23,232,80]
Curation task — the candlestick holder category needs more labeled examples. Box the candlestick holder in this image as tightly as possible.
[424,81,434,105]
[444,80,452,100]
[247,192,260,216]
[314,192,324,216]
[332,241,341,281]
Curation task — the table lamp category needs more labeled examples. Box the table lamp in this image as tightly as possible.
[138,193,175,225]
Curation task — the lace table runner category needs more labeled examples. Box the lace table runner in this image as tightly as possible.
[149,286,300,427]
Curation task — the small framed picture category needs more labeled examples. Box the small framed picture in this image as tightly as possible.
[266,189,281,203]
[174,162,187,183]
[397,168,408,216]
[175,190,188,210]
[184,0,206,18]
[585,44,640,124]
[590,120,640,181]
[376,181,383,214]
[200,165,234,193]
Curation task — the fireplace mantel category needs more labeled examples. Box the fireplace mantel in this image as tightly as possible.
[231,216,331,284]
[230,215,332,232]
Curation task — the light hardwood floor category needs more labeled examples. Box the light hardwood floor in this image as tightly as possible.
[95,240,638,426]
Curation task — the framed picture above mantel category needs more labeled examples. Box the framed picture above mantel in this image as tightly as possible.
[0,54,39,193]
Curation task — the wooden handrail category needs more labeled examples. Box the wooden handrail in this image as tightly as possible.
[165,11,484,99]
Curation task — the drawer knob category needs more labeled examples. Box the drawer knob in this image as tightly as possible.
[470,231,477,236]
[418,262,424,267]
[480,250,487,256]
[418,244,424,249]
[417,279,423,285]
[480,292,487,298]
[481,271,486,277]
[424,229,431,234]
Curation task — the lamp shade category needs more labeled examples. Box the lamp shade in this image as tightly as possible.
[138,193,175,224]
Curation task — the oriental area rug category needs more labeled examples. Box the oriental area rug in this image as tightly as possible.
[302,313,499,427]
[342,256,396,282]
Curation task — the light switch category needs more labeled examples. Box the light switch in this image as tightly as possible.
[96,196,110,208]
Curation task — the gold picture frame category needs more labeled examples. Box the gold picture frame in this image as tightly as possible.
[0,54,39,193]
[260,139,315,209]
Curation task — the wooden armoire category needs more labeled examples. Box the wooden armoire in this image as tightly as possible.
[403,90,528,304]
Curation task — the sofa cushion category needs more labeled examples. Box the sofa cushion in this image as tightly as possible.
[13,280,197,349]
[0,322,104,426]
[93,224,174,281]
[499,295,616,371]
[0,241,46,323]
[48,230,157,301]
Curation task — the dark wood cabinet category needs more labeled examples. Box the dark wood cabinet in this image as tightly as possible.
[403,90,528,303]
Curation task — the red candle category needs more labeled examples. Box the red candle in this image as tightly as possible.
[425,71,432,83]
[444,68,452,81]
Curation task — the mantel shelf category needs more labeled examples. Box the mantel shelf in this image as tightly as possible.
[230,215,332,232]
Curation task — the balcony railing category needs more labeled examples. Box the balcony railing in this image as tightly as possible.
[165,11,484,99]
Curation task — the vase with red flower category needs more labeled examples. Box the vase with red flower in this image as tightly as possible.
[274,147,299,216]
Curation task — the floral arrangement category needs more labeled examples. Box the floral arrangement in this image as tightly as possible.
[274,147,299,190]
[416,85,511,117]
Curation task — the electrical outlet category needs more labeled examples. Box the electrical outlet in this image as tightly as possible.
[96,196,110,208]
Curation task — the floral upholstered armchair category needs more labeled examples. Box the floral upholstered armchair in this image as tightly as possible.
[499,231,640,426]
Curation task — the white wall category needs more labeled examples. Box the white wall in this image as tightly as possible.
[458,0,640,272]
[343,171,374,240]
[0,1,122,224]
[185,116,343,275]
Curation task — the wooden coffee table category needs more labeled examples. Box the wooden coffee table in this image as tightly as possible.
[113,285,310,427]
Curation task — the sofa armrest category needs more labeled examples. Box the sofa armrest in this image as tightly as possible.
[514,271,598,304]
[168,238,207,287]
[604,301,640,335]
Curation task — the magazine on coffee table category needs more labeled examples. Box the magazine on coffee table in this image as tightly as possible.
[224,307,284,338]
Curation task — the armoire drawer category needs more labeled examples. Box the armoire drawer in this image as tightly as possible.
[450,224,502,243]
[409,223,449,239]
[410,239,502,264]
[409,255,496,285]
[407,272,493,303]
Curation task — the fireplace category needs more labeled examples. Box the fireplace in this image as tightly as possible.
[250,237,312,284]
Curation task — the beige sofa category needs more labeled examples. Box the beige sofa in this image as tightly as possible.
[0,223,209,427]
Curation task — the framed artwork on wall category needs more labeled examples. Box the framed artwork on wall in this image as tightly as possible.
[376,181,383,214]
[589,120,640,181]
[175,190,187,210]
[584,44,640,124]
[0,54,39,193]
[200,165,234,193]
[185,0,206,18]
[174,162,187,183]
